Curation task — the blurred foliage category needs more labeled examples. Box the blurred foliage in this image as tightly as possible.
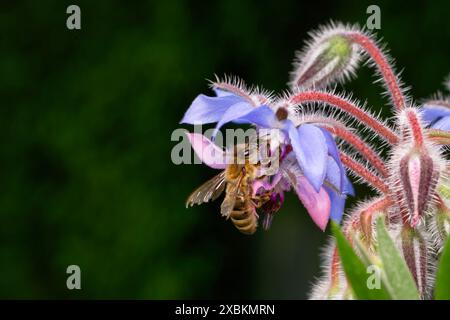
[0,0,449,298]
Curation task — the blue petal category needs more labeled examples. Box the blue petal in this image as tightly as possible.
[288,123,327,192]
[325,156,341,191]
[233,105,278,128]
[320,127,345,191]
[324,186,346,222]
[432,115,450,131]
[326,155,355,197]
[343,174,355,196]
[212,101,256,137]
[421,105,450,126]
[180,94,245,124]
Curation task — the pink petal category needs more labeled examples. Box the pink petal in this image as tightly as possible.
[251,173,282,197]
[408,155,421,226]
[295,176,331,231]
[186,133,227,169]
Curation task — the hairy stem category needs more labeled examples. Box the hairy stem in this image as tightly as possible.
[289,91,399,144]
[346,32,406,111]
[325,125,389,177]
[304,116,388,177]
[359,197,392,245]
[339,152,390,194]
[406,110,424,147]
[330,197,391,287]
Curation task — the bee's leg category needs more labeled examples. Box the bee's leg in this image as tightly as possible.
[251,199,260,208]
[251,198,263,208]
[251,194,270,208]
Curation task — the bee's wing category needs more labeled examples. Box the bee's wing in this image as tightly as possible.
[186,171,226,208]
[220,173,244,218]
[220,193,236,218]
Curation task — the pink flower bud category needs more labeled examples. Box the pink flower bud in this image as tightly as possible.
[398,151,439,227]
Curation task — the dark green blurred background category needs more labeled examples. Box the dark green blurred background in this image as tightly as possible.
[1,0,449,299]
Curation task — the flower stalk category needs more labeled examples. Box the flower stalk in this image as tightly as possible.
[289,91,399,144]
[345,32,407,111]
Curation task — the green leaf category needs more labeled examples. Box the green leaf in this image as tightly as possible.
[331,222,391,300]
[375,217,420,300]
[435,235,450,300]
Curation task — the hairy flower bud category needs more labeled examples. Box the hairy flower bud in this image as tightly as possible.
[398,151,439,227]
[428,184,450,253]
[399,226,431,298]
[290,24,360,90]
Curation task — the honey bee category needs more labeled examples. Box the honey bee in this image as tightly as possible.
[186,144,270,235]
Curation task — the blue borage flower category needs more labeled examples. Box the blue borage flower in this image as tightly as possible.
[420,100,450,130]
[181,88,334,191]
[181,87,353,229]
